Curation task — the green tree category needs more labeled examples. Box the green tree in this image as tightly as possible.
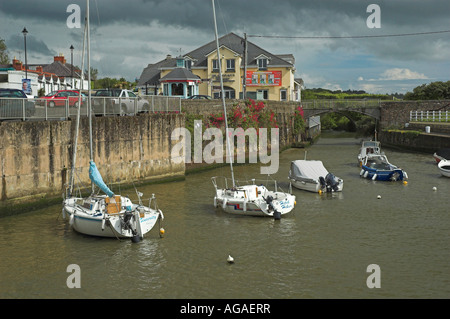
[0,38,10,65]
[404,81,450,100]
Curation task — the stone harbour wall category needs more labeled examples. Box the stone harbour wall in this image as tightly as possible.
[0,113,185,208]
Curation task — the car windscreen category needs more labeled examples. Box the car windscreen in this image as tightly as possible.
[0,90,26,98]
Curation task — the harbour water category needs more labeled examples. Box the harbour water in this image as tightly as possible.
[1,134,449,299]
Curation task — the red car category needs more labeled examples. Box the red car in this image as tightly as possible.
[40,90,85,107]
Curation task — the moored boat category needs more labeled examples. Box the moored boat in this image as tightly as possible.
[433,148,450,163]
[63,0,164,242]
[212,177,296,218]
[438,159,450,177]
[360,154,408,182]
[288,160,343,193]
[209,0,295,219]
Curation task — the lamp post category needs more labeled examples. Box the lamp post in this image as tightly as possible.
[22,27,28,80]
[70,45,74,88]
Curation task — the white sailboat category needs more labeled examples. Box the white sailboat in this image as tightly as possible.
[63,0,164,242]
[210,0,296,219]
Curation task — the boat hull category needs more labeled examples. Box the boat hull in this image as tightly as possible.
[360,166,407,181]
[213,185,296,217]
[438,160,450,177]
[63,197,161,239]
[290,178,344,193]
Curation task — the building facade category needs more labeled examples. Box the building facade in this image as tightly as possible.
[138,33,302,101]
[0,54,88,97]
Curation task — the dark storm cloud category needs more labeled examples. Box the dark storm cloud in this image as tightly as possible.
[1,0,448,92]
[6,34,56,56]
[2,0,448,33]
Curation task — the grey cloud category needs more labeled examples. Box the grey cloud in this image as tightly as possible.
[6,34,57,56]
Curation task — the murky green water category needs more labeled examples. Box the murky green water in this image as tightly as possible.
[1,135,449,298]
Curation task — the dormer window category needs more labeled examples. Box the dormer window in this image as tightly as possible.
[185,60,192,70]
[258,58,268,70]
[176,57,185,68]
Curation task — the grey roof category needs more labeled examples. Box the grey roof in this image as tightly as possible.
[185,32,294,68]
[137,56,175,86]
[137,32,294,86]
[159,68,200,82]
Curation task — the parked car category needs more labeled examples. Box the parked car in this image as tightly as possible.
[0,88,36,119]
[188,95,212,100]
[92,89,150,115]
[39,90,85,107]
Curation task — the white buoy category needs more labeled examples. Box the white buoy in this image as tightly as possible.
[432,187,437,191]
[227,255,234,264]
[377,195,381,199]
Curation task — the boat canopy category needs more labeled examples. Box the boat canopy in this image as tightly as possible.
[290,160,329,180]
[89,161,115,197]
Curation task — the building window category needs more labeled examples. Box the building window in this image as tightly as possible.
[280,89,287,101]
[163,83,169,96]
[226,59,235,72]
[258,58,267,70]
[213,86,235,99]
[186,60,192,70]
[257,89,268,100]
[212,59,219,72]
[171,83,184,96]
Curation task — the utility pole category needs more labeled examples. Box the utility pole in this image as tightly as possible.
[243,33,247,99]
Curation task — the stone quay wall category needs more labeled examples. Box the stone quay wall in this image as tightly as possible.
[0,113,185,207]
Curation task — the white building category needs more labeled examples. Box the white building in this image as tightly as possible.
[0,55,88,97]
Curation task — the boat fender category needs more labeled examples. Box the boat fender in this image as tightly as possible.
[363,171,369,178]
[62,208,66,220]
[360,169,365,176]
[222,198,227,209]
[372,174,377,181]
[101,217,106,231]
[213,196,217,208]
[158,209,164,220]
[243,199,247,212]
[69,213,74,226]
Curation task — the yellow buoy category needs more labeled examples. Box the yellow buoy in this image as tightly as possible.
[318,190,322,195]
[294,201,297,206]
[159,228,165,236]
[403,181,408,185]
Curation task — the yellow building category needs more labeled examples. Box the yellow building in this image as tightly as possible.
[138,33,302,101]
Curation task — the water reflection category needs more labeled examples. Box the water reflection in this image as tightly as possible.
[1,135,449,298]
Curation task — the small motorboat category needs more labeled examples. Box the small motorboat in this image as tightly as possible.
[360,154,408,181]
[433,148,450,163]
[288,160,343,193]
[438,159,450,177]
[358,140,382,166]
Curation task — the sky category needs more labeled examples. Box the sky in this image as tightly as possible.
[1,0,449,94]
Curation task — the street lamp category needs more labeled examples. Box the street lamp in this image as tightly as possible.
[70,44,74,88]
[22,27,28,80]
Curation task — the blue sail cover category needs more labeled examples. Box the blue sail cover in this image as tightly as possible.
[89,161,114,197]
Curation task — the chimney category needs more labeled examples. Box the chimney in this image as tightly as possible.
[166,54,172,59]
[54,53,66,64]
[12,57,23,70]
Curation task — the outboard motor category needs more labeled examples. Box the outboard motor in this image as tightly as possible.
[319,176,327,189]
[123,210,140,243]
[264,195,281,220]
[325,173,339,192]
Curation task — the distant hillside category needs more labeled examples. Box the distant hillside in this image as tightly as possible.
[301,88,402,100]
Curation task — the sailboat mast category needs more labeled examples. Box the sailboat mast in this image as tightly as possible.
[69,21,87,196]
[211,0,235,187]
[86,0,95,193]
